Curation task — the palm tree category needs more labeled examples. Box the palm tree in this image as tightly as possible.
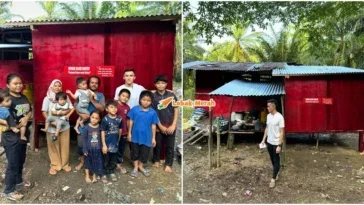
[143,1,181,15]
[0,2,24,24]
[248,25,309,63]
[205,22,264,62]
[60,1,115,19]
[37,1,60,19]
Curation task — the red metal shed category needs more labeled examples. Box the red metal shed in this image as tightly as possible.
[5,14,180,149]
[184,61,364,151]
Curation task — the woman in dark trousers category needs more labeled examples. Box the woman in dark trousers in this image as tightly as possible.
[1,74,33,201]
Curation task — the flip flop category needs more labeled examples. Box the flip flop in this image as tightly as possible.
[16,181,34,190]
[102,175,108,184]
[63,166,72,172]
[130,170,138,178]
[119,167,127,174]
[141,169,151,177]
[2,192,24,201]
[110,173,118,182]
[49,168,57,175]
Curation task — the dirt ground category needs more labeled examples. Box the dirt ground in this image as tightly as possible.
[0,84,182,204]
[183,132,364,204]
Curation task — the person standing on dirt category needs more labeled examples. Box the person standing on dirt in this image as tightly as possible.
[1,74,34,201]
[42,79,74,176]
[151,75,178,173]
[260,99,285,188]
[114,68,145,109]
[75,76,105,171]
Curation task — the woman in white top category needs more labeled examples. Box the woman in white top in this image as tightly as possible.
[41,79,75,175]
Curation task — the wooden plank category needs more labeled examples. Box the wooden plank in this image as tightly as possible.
[183,129,206,145]
[190,134,206,145]
[228,131,255,134]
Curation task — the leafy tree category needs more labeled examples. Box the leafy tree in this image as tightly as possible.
[0,2,23,24]
[37,1,61,19]
[205,22,264,62]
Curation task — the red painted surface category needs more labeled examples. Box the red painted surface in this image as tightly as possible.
[285,75,364,132]
[32,22,175,123]
[0,60,33,88]
[31,22,175,148]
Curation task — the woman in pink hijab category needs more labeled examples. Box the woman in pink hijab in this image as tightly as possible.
[41,80,74,175]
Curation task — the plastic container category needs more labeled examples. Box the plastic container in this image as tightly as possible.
[22,83,33,104]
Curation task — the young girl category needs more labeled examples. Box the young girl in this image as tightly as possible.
[66,77,96,134]
[40,92,73,141]
[2,73,33,201]
[82,109,104,183]
[127,90,159,177]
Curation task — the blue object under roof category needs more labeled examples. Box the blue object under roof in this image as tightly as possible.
[273,65,364,76]
[209,79,285,96]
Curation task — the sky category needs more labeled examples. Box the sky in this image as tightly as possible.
[10,2,46,21]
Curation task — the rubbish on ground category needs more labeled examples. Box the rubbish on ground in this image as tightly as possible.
[128,181,135,185]
[157,188,165,194]
[62,186,69,191]
[245,190,252,196]
[337,175,343,178]
[150,198,155,204]
[200,198,211,203]
[222,192,228,197]
[177,193,182,201]
[76,189,82,194]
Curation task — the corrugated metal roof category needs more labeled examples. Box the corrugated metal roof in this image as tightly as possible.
[210,79,285,96]
[0,44,32,49]
[184,61,287,72]
[4,14,181,26]
[273,65,364,76]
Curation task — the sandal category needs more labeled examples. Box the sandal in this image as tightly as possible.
[16,181,34,190]
[63,166,72,172]
[130,170,138,178]
[2,192,24,201]
[49,168,57,175]
[269,181,275,188]
[101,175,108,184]
[110,173,118,182]
[119,167,127,174]
[141,169,151,177]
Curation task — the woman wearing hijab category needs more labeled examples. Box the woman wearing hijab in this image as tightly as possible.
[41,80,75,175]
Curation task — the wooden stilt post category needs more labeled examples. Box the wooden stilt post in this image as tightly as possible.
[281,95,286,167]
[208,103,213,169]
[217,118,221,167]
[227,97,235,150]
[316,133,320,149]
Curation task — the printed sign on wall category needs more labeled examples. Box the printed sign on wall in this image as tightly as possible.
[322,98,333,105]
[64,66,92,75]
[304,98,321,104]
[96,66,115,77]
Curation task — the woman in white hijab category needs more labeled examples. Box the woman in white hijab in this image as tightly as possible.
[41,79,74,175]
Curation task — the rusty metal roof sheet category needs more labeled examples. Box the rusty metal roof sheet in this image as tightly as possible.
[210,79,285,96]
[4,14,181,26]
[183,61,286,72]
[273,65,364,76]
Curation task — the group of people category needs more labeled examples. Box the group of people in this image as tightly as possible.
[0,68,178,201]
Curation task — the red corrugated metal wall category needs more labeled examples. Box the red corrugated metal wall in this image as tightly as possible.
[32,22,175,123]
[0,60,33,88]
[285,75,364,132]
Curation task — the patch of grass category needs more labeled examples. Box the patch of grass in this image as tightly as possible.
[183,87,195,100]
[183,106,194,119]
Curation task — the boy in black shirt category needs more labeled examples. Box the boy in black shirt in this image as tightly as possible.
[151,75,178,172]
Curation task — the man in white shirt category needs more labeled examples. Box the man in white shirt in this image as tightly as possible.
[114,68,145,109]
[260,99,285,188]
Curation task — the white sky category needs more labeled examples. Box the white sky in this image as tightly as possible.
[10,1,46,21]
